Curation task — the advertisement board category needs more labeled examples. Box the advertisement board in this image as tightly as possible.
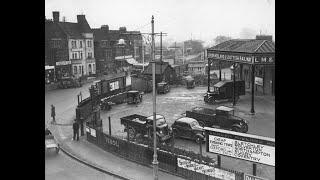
[177,157,235,180]
[90,128,96,137]
[255,77,263,86]
[244,174,268,180]
[205,127,275,166]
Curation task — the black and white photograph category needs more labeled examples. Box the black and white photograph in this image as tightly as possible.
[45,0,275,179]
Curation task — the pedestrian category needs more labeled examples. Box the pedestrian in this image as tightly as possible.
[51,104,56,123]
[73,120,79,141]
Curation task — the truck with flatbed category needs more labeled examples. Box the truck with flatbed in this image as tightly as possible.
[120,114,173,145]
[185,106,249,133]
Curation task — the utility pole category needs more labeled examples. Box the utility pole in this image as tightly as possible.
[151,15,159,180]
[142,44,145,71]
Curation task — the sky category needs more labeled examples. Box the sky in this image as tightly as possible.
[45,0,275,46]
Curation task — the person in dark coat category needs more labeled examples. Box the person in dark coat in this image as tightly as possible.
[51,105,56,123]
[73,120,79,141]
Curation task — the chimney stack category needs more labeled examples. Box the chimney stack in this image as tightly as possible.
[53,11,59,22]
[77,15,86,24]
[101,25,109,32]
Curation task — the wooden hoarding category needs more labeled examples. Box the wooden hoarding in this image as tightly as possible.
[204,127,275,166]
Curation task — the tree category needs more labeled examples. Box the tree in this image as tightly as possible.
[214,35,232,45]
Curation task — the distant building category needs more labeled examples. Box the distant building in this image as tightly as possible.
[93,26,143,75]
[188,61,206,75]
[142,61,177,85]
[45,11,96,80]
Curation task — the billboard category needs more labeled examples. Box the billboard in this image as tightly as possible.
[204,127,275,166]
[177,157,235,180]
[255,77,263,86]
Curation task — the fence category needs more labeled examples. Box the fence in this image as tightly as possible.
[85,123,244,180]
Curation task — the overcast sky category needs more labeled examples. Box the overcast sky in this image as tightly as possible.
[45,0,275,46]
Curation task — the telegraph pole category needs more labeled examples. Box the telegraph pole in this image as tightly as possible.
[151,15,159,180]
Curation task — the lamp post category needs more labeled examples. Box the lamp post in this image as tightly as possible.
[230,63,237,106]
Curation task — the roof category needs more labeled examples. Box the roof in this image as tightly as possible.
[208,39,275,54]
[191,107,216,115]
[57,22,83,38]
[213,80,232,88]
[143,61,171,75]
[176,117,198,124]
[216,106,234,111]
[93,28,142,42]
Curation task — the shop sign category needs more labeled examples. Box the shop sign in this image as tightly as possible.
[255,77,263,86]
[86,127,90,133]
[109,81,119,91]
[244,174,268,180]
[115,55,133,60]
[207,52,274,64]
[177,157,235,180]
[90,128,96,137]
[205,127,275,166]
[56,61,71,66]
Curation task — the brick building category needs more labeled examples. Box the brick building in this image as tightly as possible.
[93,26,143,75]
[45,11,95,80]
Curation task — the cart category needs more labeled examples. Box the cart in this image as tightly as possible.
[45,135,59,154]
[127,90,143,104]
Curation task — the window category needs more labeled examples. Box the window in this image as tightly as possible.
[80,52,83,59]
[88,52,92,58]
[71,40,77,48]
[75,53,78,59]
[87,40,92,47]
[80,41,83,48]
[74,66,77,74]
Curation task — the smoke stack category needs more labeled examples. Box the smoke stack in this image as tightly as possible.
[53,11,59,22]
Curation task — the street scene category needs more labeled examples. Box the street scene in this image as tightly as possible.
[45,0,275,180]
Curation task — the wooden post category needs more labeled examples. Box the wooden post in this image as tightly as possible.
[251,64,255,114]
[77,94,80,105]
[253,163,257,176]
[219,60,222,81]
[217,155,221,168]
[108,116,111,136]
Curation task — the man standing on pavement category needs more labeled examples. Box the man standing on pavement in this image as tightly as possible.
[73,120,79,141]
[51,104,56,123]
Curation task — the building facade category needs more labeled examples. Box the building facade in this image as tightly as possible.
[93,26,143,75]
[45,11,96,80]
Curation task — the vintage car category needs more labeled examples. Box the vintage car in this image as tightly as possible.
[185,76,195,89]
[58,77,82,89]
[204,80,245,103]
[185,106,249,133]
[171,117,205,143]
[45,134,59,154]
[157,82,170,94]
[127,90,143,104]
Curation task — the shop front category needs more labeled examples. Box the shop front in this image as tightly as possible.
[45,65,55,84]
[55,60,72,80]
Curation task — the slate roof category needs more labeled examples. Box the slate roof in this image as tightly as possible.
[208,39,275,54]
[45,19,92,39]
[57,22,83,38]
[93,29,142,42]
[143,61,171,75]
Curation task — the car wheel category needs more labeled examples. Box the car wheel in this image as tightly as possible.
[232,126,241,132]
[242,124,248,133]
[128,127,136,140]
[199,121,205,127]
[195,136,202,144]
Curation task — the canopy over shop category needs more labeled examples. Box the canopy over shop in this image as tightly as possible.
[207,38,275,114]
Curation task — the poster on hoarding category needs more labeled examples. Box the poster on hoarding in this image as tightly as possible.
[205,127,275,166]
[90,128,96,137]
[177,157,235,180]
[255,77,263,86]
[244,174,268,180]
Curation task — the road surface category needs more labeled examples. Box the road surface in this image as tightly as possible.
[45,150,121,180]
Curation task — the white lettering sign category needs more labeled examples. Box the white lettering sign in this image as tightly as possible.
[56,61,71,66]
[208,134,275,166]
[90,128,96,137]
[177,158,235,180]
[244,174,268,180]
[255,77,263,86]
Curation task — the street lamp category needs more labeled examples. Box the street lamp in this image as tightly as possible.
[117,39,126,68]
[230,63,238,106]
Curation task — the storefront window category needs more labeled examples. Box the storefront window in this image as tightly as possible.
[74,66,77,74]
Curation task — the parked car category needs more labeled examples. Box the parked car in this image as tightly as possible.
[45,134,59,154]
[185,106,248,133]
[172,117,205,143]
[58,77,82,89]
[157,82,170,94]
[204,80,245,103]
[127,90,143,104]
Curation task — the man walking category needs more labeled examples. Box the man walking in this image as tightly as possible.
[51,104,56,123]
[73,120,79,141]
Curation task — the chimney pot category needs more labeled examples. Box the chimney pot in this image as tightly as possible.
[53,11,59,22]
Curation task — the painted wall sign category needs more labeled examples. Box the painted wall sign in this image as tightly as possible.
[244,174,268,180]
[177,157,235,180]
[255,77,263,86]
[104,135,120,148]
[109,81,119,91]
[90,128,96,137]
[207,52,274,64]
[205,127,275,166]
[56,61,71,66]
